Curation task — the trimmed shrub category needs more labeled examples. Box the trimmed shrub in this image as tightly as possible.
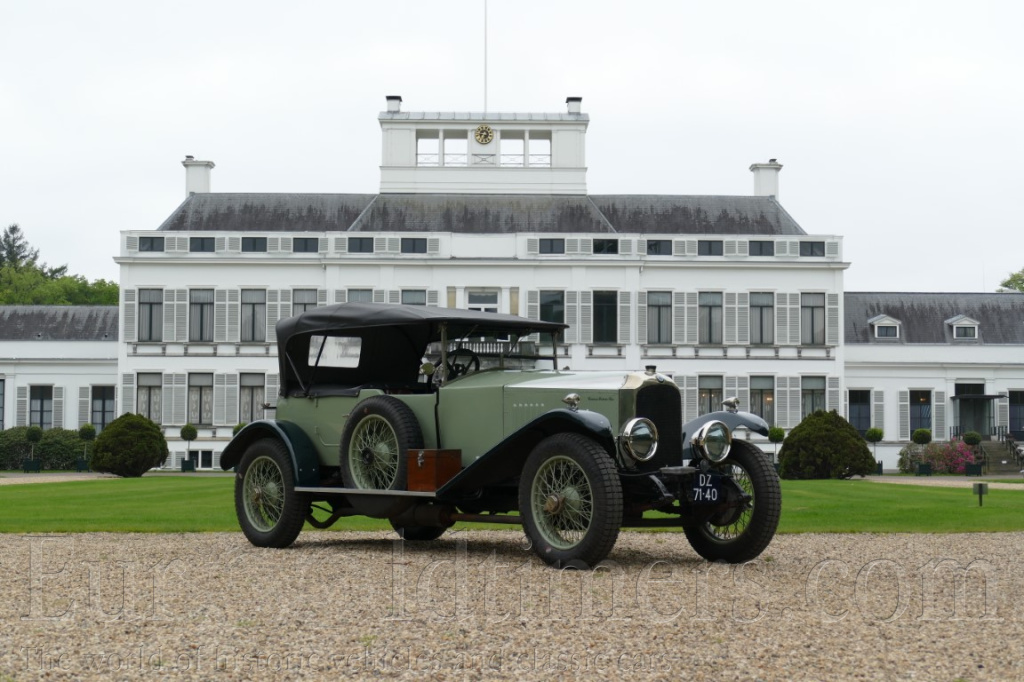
[767,427,785,462]
[26,426,43,459]
[962,431,982,447]
[0,427,33,469]
[91,413,169,477]
[912,429,932,446]
[37,429,85,470]
[778,410,876,479]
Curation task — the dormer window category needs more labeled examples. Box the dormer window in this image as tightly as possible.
[868,314,901,340]
[945,314,980,341]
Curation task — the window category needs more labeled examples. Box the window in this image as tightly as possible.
[954,325,977,339]
[875,325,899,338]
[646,291,672,344]
[848,390,871,435]
[348,289,373,303]
[292,237,319,253]
[750,377,775,426]
[137,373,162,422]
[910,390,932,432]
[1009,391,1024,432]
[293,289,318,315]
[539,291,565,344]
[593,291,618,343]
[348,237,374,253]
[239,373,265,424]
[29,386,53,429]
[801,293,826,345]
[467,291,498,314]
[593,239,618,255]
[698,240,723,256]
[749,292,774,345]
[698,292,723,345]
[189,289,214,342]
[189,237,215,253]
[241,237,267,253]
[91,386,115,433]
[401,290,426,306]
[138,289,163,342]
[646,240,671,256]
[139,236,164,252]
[539,238,565,255]
[241,290,267,342]
[698,376,723,416]
[802,376,827,417]
[401,238,427,254]
[188,374,214,425]
[749,240,774,256]
[800,241,825,257]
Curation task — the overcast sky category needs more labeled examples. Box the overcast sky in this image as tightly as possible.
[3,1,1022,292]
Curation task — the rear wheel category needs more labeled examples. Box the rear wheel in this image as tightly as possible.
[683,440,781,563]
[519,433,622,568]
[235,438,309,548]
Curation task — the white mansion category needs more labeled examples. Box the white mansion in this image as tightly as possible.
[2,97,1022,469]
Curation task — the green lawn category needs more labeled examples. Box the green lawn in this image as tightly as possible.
[0,476,1022,534]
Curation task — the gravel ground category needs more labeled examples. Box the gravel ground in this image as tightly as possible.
[3,529,1024,681]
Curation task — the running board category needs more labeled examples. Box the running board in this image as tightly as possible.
[294,486,437,498]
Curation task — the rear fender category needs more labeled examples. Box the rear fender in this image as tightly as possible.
[219,420,321,487]
[437,408,614,497]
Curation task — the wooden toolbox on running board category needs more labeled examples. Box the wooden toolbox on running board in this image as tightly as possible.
[407,449,462,492]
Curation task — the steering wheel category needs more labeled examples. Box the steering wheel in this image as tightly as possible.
[445,348,480,379]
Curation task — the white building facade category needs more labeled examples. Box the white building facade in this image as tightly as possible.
[110,97,1024,470]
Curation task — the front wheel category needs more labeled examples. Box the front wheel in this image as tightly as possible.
[683,440,781,563]
[519,433,622,568]
[235,438,309,548]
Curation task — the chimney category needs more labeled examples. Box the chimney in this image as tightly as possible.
[385,95,402,113]
[749,158,782,198]
[182,156,215,196]
[566,96,582,114]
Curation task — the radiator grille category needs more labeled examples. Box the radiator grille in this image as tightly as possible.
[636,383,683,469]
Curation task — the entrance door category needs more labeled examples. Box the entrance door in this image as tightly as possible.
[955,384,991,436]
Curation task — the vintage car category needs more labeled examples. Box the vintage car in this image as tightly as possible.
[221,303,781,568]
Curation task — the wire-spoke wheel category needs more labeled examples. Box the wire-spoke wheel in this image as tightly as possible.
[519,433,622,568]
[683,440,781,563]
[340,396,423,517]
[234,438,308,548]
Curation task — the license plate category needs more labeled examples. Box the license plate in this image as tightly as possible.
[690,472,722,504]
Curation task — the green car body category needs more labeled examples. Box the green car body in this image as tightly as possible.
[222,303,782,567]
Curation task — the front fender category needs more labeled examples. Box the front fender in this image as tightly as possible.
[219,420,321,487]
[681,410,770,460]
[437,408,615,497]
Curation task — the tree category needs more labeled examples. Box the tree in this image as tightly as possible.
[78,423,96,461]
[91,413,169,477]
[1,224,66,278]
[778,410,876,479]
[25,426,43,460]
[767,427,785,462]
[865,427,884,459]
[180,424,198,461]
[0,224,114,304]
[1000,268,1024,293]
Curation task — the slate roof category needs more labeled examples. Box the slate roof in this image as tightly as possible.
[0,306,119,341]
[844,293,1024,344]
[157,193,806,235]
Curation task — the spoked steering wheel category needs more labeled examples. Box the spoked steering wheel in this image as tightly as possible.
[445,348,481,379]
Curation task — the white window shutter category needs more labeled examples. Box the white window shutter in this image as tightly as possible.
[334,237,348,253]
[213,374,227,425]
[827,377,841,413]
[163,289,178,342]
[826,293,840,346]
[685,292,698,345]
[122,373,136,416]
[737,376,750,412]
[388,290,401,305]
[775,292,788,345]
[580,291,593,344]
[123,289,137,343]
[898,390,910,441]
[126,235,139,252]
[788,294,800,345]
[580,238,592,255]
[682,376,698,422]
[173,374,187,425]
[998,400,1009,429]
[214,290,229,342]
[788,378,801,427]
[776,378,789,428]
[78,387,90,426]
[53,387,65,429]
[374,236,387,253]
[267,237,280,253]
[227,236,241,252]
[372,289,386,304]
[279,289,292,319]
[672,292,687,345]
[16,386,28,426]
[736,292,749,344]
[317,289,328,306]
[725,292,737,345]
[526,290,540,320]
[427,290,439,306]
[387,237,400,253]
[215,236,226,252]
[737,240,749,256]
[175,290,188,342]
[673,239,687,256]
[934,391,946,440]
[265,374,280,409]
[526,238,539,255]
[637,292,648,345]
[566,239,580,255]
[620,239,633,255]
[334,290,347,304]
[162,375,175,425]
[564,291,579,343]
[618,291,631,345]
[427,238,440,254]
[826,241,839,258]
[872,390,885,431]
[318,238,328,253]
[266,290,280,342]
[227,290,239,342]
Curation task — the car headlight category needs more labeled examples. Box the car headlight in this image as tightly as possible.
[691,420,732,463]
[620,418,659,462]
